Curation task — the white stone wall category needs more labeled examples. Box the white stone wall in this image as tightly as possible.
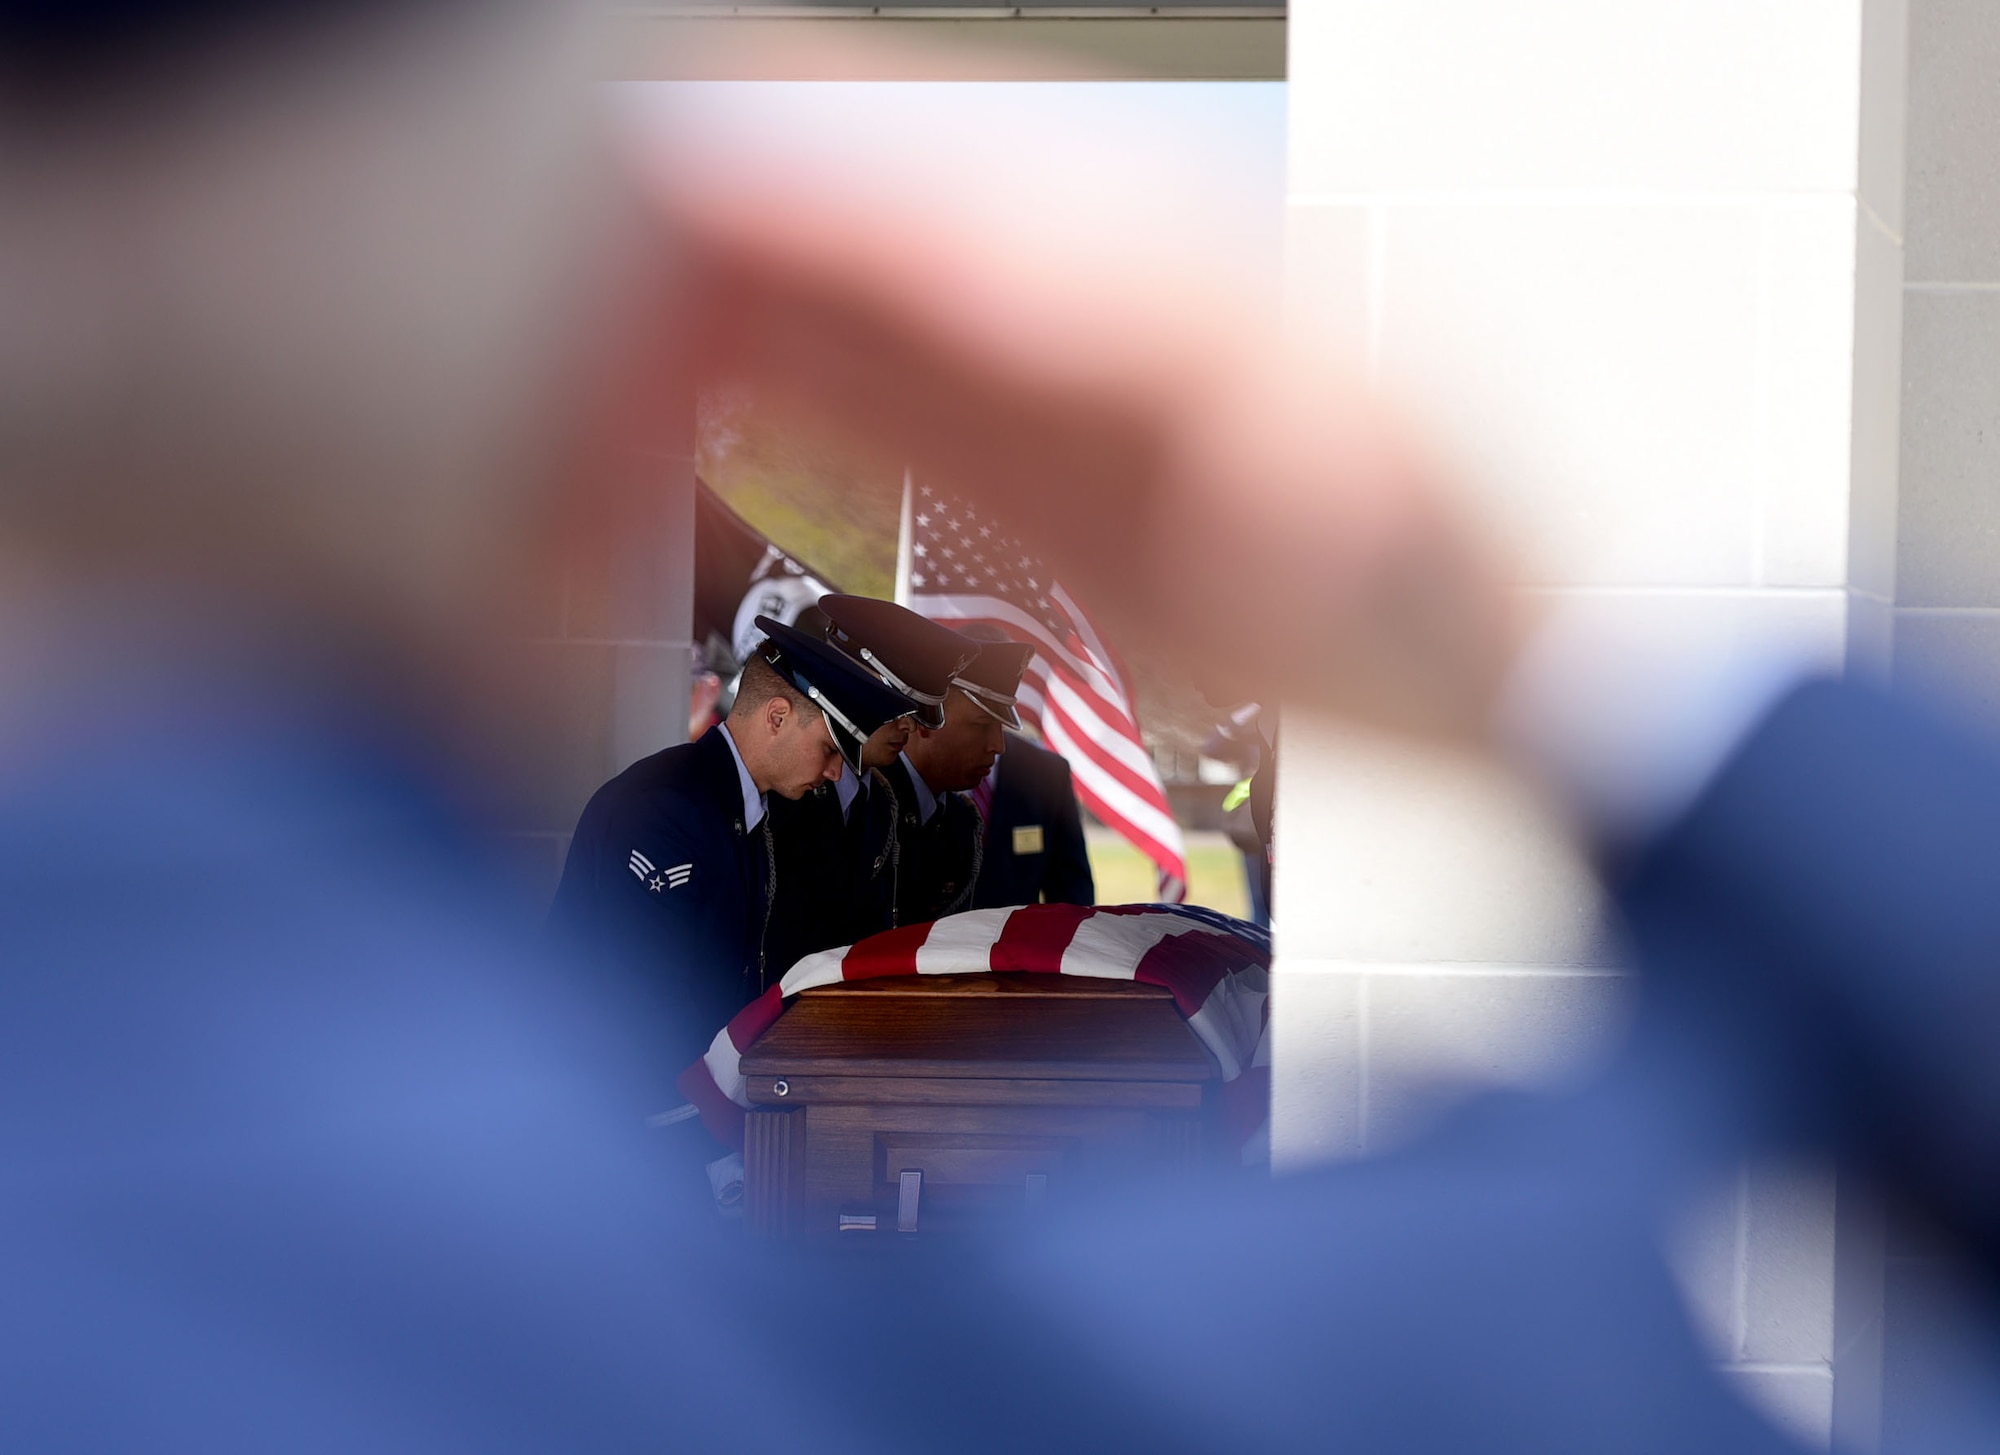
[1276,4,1908,1447]
[499,450,697,906]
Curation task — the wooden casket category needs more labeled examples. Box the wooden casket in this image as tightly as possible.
[739,972,1219,1238]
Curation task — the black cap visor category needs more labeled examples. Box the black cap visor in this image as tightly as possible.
[857,645,949,730]
[955,677,1022,730]
[803,683,871,775]
[753,614,920,775]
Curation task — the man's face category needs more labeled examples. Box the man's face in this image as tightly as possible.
[906,689,1006,793]
[766,704,846,799]
[859,715,915,771]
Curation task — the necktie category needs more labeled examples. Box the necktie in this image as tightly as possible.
[970,769,996,842]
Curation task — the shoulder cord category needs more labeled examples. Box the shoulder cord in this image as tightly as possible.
[757,815,777,994]
[943,793,984,917]
[868,765,904,928]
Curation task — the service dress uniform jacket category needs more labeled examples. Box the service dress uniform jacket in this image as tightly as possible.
[763,771,899,976]
[880,756,982,927]
[971,731,1094,909]
[548,725,773,1068]
[762,785,848,980]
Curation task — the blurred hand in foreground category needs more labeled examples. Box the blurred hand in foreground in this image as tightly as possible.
[0,2,1524,761]
[648,121,1533,748]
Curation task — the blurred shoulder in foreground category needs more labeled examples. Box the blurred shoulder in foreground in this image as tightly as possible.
[0,3,759,1445]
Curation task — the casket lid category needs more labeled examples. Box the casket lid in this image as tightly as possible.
[741,973,1215,1083]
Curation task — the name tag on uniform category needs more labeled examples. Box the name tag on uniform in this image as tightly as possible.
[1012,825,1045,855]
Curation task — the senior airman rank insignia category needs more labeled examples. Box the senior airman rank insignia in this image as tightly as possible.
[629,850,692,892]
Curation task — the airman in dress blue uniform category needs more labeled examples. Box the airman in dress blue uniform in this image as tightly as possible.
[548,616,917,1072]
[763,596,979,974]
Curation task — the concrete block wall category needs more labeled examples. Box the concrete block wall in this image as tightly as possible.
[1895,0,2000,724]
[1276,3,1907,1447]
[1879,4,2000,1449]
[1669,1165,1847,1448]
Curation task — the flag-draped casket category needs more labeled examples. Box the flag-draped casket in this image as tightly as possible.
[678,904,1270,1237]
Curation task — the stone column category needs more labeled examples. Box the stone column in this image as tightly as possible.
[1276,3,1907,1446]
[499,445,697,905]
[1876,3,2000,1448]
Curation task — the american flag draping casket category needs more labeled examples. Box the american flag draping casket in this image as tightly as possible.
[676,904,1272,1236]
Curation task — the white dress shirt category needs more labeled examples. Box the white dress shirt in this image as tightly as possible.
[899,750,941,825]
[833,762,866,820]
[717,723,768,831]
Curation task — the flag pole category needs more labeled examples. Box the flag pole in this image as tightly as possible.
[893,467,915,607]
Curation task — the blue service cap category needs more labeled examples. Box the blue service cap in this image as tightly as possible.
[752,615,922,773]
[816,595,978,732]
[952,635,1034,730]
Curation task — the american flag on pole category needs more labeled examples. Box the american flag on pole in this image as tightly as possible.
[906,484,1188,901]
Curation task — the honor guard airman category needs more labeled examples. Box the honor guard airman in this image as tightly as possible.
[762,595,979,975]
[548,616,917,1071]
[892,631,1036,925]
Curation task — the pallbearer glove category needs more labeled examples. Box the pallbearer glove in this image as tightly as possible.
[816,595,978,732]
[753,616,922,773]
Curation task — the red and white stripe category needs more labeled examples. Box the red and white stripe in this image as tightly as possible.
[916,591,1188,901]
[676,904,1270,1160]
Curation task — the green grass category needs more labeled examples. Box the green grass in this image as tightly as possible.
[699,395,900,598]
[1085,828,1250,921]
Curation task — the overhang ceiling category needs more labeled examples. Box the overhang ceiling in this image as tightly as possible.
[608,3,1285,80]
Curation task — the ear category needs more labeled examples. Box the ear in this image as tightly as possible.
[763,696,792,735]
